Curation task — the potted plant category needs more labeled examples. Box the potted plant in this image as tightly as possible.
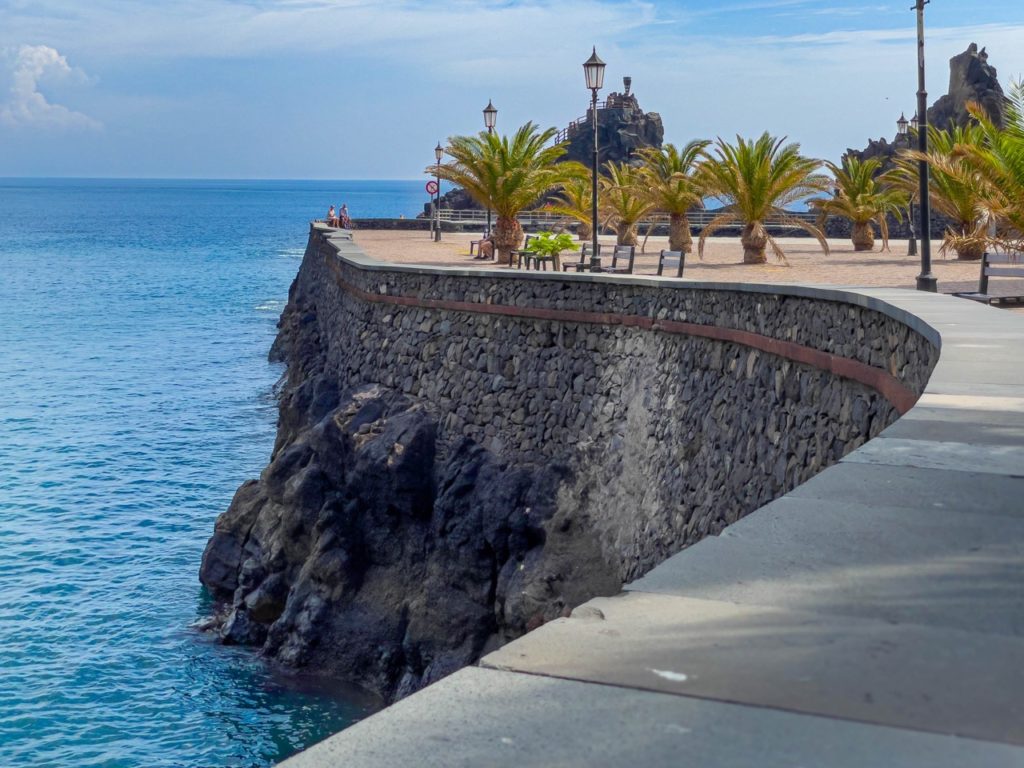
[529,231,576,270]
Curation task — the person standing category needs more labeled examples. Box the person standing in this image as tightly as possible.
[340,203,351,228]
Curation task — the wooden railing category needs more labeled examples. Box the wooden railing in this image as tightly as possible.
[553,101,608,145]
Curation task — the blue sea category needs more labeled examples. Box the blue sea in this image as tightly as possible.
[0,179,427,767]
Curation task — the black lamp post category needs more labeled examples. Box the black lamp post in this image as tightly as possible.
[913,0,936,292]
[434,142,444,243]
[583,47,606,271]
[897,113,918,257]
[483,99,497,237]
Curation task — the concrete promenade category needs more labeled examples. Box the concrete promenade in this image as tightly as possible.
[281,252,1024,767]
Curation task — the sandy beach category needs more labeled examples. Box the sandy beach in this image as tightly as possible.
[352,229,1024,302]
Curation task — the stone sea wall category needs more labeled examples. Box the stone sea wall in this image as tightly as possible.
[199,225,938,703]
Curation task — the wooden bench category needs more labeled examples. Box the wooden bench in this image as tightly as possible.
[470,234,494,260]
[601,245,636,275]
[513,235,536,269]
[657,249,686,278]
[526,252,559,271]
[562,243,601,272]
[953,251,1024,306]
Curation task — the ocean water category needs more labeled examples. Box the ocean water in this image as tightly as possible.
[0,179,424,767]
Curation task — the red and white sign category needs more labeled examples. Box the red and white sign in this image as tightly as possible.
[425,180,439,195]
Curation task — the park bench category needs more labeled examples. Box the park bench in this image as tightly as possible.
[657,249,686,278]
[601,245,636,275]
[469,231,493,259]
[953,251,1024,306]
[562,242,602,272]
[513,235,536,269]
[525,252,559,271]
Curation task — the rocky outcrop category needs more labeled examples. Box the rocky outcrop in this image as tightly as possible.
[846,42,1007,171]
[929,43,1005,131]
[559,79,664,169]
[199,227,936,705]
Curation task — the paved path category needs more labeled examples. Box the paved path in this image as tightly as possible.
[354,230,1024,301]
[281,277,1024,767]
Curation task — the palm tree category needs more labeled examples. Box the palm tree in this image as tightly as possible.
[698,133,830,264]
[895,123,989,260]
[811,157,906,251]
[636,140,710,253]
[600,161,656,246]
[433,123,586,264]
[948,82,1024,253]
[548,175,593,241]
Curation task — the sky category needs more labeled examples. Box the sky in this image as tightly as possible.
[0,0,1022,179]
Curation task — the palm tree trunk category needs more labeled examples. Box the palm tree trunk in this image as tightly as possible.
[851,221,875,251]
[740,222,768,264]
[669,213,693,253]
[952,222,986,260]
[617,222,639,246]
[494,216,523,265]
[576,220,592,241]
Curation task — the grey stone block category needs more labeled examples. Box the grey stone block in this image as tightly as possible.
[482,593,1024,745]
[789,460,1024,516]
[628,496,1024,634]
[278,667,1024,768]
[842,436,1024,476]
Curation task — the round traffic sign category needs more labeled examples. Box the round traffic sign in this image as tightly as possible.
[425,180,439,195]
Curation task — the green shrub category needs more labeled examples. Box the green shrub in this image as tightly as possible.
[530,231,576,257]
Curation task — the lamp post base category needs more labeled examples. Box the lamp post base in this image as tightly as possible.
[916,273,938,292]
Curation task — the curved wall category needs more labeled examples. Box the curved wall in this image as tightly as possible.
[200,224,938,702]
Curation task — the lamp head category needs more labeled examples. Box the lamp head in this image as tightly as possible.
[897,112,909,136]
[583,47,606,91]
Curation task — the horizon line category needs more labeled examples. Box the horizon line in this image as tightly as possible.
[0,175,427,183]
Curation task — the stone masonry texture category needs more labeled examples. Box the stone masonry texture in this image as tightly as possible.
[198,226,938,704]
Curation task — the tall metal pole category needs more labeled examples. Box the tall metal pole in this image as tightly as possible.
[486,125,493,238]
[908,199,918,256]
[590,88,600,271]
[914,0,936,291]
[434,160,442,242]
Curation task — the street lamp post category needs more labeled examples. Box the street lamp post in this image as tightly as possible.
[434,142,444,243]
[908,112,919,256]
[583,47,606,272]
[913,0,937,292]
[897,112,918,257]
[483,99,497,237]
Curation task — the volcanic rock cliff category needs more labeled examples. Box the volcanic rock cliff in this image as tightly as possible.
[199,228,932,704]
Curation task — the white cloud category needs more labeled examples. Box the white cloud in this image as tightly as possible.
[0,45,101,130]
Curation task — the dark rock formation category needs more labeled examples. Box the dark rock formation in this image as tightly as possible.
[559,77,664,169]
[200,382,611,699]
[846,42,1007,171]
[929,43,1005,131]
[199,227,935,705]
[430,187,482,215]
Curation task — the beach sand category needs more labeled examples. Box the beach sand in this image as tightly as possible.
[351,229,1024,303]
